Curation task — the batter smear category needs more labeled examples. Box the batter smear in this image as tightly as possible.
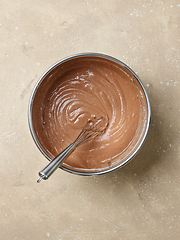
[32,56,148,173]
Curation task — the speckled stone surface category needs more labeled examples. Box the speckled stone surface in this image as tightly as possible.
[0,1,180,239]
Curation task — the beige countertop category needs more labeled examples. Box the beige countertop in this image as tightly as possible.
[0,1,180,239]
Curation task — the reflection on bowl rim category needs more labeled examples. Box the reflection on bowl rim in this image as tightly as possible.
[28,53,151,176]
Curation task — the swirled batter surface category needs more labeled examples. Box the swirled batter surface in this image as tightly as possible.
[32,56,148,173]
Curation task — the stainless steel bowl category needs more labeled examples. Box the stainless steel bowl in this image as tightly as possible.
[28,53,151,176]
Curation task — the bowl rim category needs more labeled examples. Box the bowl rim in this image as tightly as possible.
[28,52,151,176]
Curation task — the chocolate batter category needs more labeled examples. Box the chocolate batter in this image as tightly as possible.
[32,56,148,173]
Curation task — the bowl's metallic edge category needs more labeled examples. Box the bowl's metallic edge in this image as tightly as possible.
[28,52,151,176]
